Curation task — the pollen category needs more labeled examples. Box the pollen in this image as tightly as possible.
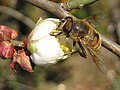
[52,29,57,33]
[60,44,70,52]
[65,47,69,52]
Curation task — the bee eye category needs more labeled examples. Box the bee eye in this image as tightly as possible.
[62,17,73,35]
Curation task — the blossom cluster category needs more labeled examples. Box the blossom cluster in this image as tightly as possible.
[0,18,70,74]
[0,25,33,73]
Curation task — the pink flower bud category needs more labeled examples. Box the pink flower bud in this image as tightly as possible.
[0,25,18,41]
[10,50,33,73]
[0,41,14,58]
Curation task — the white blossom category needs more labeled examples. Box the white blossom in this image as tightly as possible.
[27,18,68,65]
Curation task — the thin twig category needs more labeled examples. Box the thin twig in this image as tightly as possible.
[0,5,35,29]
[24,0,120,57]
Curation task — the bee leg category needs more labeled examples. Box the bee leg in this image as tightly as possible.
[71,41,76,53]
[73,41,76,46]
[50,31,62,36]
[77,42,87,58]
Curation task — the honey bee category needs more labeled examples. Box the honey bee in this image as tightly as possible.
[50,14,106,74]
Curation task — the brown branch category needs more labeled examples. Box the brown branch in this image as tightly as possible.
[24,0,76,19]
[0,5,35,29]
[101,35,120,57]
[24,0,120,57]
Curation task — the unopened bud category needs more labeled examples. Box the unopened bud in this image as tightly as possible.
[0,41,14,58]
[0,25,18,41]
[10,50,33,73]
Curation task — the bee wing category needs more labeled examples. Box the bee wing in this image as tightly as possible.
[83,13,105,28]
[86,46,107,74]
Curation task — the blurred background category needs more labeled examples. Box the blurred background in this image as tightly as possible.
[0,0,120,90]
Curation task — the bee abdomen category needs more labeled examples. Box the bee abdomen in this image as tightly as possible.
[89,33,101,50]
